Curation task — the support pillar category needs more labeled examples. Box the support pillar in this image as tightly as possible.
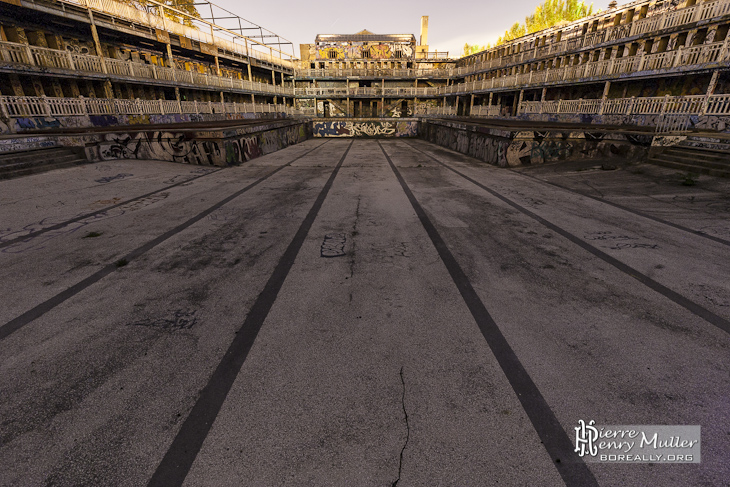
[701,70,720,115]
[599,81,610,115]
[87,9,108,74]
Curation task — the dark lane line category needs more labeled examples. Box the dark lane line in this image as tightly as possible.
[403,141,730,336]
[0,167,225,250]
[147,140,354,487]
[513,167,730,247]
[378,141,599,487]
[0,140,330,341]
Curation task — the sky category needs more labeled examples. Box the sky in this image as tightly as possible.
[209,0,613,59]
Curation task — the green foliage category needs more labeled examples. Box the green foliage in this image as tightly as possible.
[525,0,594,33]
[490,0,595,46]
[463,43,490,56]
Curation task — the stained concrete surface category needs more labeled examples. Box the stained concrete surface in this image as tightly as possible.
[0,139,728,486]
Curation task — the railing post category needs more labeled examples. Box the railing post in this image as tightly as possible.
[65,50,75,70]
[673,46,683,67]
[151,64,158,80]
[0,96,8,119]
[159,99,165,115]
[23,44,35,66]
[41,95,51,116]
[660,94,670,115]
[78,95,88,116]
[627,96,636,116]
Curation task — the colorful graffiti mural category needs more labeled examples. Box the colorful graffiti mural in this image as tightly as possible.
[87,123,309,166]
[312,121,418,137]
[314,43,412,60]
[421,120,649,166]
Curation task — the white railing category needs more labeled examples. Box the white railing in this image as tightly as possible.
[655,114,692,133]
[518,93,727,118]
[422,106,456,116]
[0,41,294,97]
[60,0,293,70]
[455,0,730,77]
[0,95,304,118]
[295,68,453,78]
[470,105,501,117]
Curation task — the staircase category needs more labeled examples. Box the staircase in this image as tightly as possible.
[647,145,730,178]
[0,147,87,180]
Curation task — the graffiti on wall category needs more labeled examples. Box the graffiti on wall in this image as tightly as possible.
[91,123,308,166]
[314,43,412,60]
[422,121,650,167]
[312,121,417,137]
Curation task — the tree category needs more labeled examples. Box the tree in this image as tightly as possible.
[525,0,594,33]
[463,43,490,56]
[491,0,595,46]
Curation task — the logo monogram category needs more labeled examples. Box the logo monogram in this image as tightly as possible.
[575,419,599,457]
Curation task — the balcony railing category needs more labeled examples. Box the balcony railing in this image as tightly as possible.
[456,0,730,77]
[0,95,305,118]
[59,0,293,69]
[440,40,729,95]
[0,41,293,97]
[517,93,728,117]
[295,68,452,78]
[470,105,501,117]
[294,86,441,97]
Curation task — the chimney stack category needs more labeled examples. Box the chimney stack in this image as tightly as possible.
[420,16,429,46]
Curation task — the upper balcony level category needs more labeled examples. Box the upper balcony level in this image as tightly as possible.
[455,0,730,77]
[0,40,294,96]
[294,67,453,79]
[13,0,295,71]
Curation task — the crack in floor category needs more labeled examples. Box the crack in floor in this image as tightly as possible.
[391,366,410,487]
[349,194,361,279]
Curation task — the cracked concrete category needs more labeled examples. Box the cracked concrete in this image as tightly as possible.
[0,139,728,486]
[391,366,410,487]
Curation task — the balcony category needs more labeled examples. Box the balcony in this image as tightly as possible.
[295,68,453,79]
[441,40,729,95]
[456,0,730,78]
[0,41,294,96]
[517,93,730,117]
[0,95,305,118]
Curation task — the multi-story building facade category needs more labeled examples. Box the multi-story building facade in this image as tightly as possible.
[294,19,455,118]
[0,0,729,135]
[0,0,299,132]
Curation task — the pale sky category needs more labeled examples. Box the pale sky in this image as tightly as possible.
[210,0,613,58]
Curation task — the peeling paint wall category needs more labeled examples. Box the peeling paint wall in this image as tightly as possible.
[420,119,650,166]
[79,122,310,166]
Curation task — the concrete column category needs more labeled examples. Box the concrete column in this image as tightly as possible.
[31,79,45,97]
[488,92,493,106]
[69,80,82,98]
[84,80,96,98]
[516,90,524,115]
[599,81,611,115]
[86,9,108,74]
[50,80,64,98]
[8,74,25,96]
[701,70,720,115]
[541,87,547,102]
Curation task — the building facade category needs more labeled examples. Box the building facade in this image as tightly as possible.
[0,0,729,135]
